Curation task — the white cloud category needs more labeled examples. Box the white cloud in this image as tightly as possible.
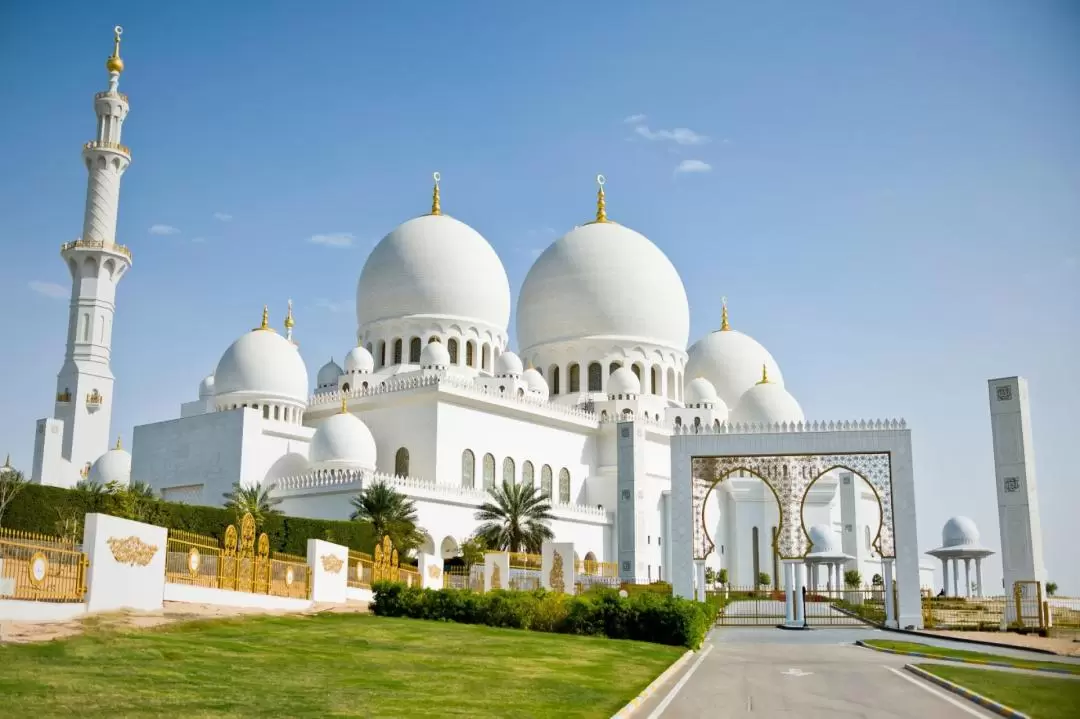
[149,224,180,236]
[624,114,646,124]
[675,159,712,174]
[308,232,355,248]
[314,298,349,313]
[213,212,233,222]
[635,125,709,145]
[29,281,68,299]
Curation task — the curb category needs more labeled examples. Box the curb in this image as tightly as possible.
[610,648,695,718]
[903,664,1031,719]
[882,625,1061,656]
[854,640,1078,676]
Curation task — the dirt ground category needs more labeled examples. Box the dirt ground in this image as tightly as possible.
[0,599,370,645]
[923,628,1080,656]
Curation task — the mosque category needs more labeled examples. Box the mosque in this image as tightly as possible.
[29,28,939,591]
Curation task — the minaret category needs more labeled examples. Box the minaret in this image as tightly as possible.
[35,26,133,485]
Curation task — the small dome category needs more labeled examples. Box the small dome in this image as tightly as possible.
[316,359,344,389]
[88,445,132,486]
[309,410,377,471]
[420,339,450,368]
[943,516,980,547]
[522,366,549,397]
[494,351,523,377]
[685,328,784,410]
[609,366,641,396]
[214,325,309,404]
[344,345,374,374]
[808,524,841,554]
[198,374,215,399]
[730,376,804,425]
[685,377,720,406]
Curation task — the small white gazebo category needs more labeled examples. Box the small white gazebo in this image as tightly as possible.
[927,516,995,598]
[803,524,853,597]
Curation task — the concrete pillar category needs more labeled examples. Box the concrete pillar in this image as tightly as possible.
[951,558,959,597]
[695,560,707,601]
[963,558,972,598]
[794,563,806,624]
[941,558,949,596]
[975,558,984,598]
[882,558,897,628]
[783,561,795,624]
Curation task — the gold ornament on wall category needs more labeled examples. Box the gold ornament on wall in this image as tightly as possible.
[549,550,565,593]
[107,536,159,567]
[321,554,344,574]
[426,564,442,579]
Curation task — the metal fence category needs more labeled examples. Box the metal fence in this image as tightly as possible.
[443,565,484,591]
[348,551,373,589]
[0,527,88,603]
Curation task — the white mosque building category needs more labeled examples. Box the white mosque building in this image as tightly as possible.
[30,28,935,590]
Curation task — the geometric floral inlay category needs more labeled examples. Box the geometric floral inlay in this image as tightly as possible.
[691,453,894,560]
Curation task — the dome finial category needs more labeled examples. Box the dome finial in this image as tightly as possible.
[256,305,274,332]
[340,395,348,414]
[431,171,442,216]
[757,363,769,385]
[115,435,122,450]
[720,296,730,331]
[106,25,125,74]
[594,174,608,223]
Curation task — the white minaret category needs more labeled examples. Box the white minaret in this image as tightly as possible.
[988,376,1048,602]
[33,26,133,486]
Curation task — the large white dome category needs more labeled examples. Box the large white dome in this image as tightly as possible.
[344,345,374,374]
[730,374,804,425]
[214,321,309,403]
[807,524,841,554]
[356,213,511,331]
[309,408,377,471]
[942,516,980,548]
[686,326,784,410]
[316,359,343,389]
[89,440,132,486]
[516,221,689,352]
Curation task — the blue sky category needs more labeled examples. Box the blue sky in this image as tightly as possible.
[1,2,1078,592]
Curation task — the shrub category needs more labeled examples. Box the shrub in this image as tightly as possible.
[372,583,717,649]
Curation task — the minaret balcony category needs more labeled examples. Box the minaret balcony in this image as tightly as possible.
[83,140,131,158]
[56,390,72,404]
[86,390,104,410]
[94,90,129,103]
[60,238,132,261]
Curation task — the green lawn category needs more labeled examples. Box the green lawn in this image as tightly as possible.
[915,664,1080,719]
[0,613,683,718]
[862,639,1080,675]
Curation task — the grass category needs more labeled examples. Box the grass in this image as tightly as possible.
[0,612,683,718]
[861,639,1080,675]
[915,664,1080,719]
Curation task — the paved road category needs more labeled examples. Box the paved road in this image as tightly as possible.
[637,627,999,718]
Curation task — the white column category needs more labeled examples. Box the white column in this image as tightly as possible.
[695,560,707,601]
[783,561,795,624]
[882,558,897,628]
[975,558,984,598]
[951,558,960,597]
[963,558,972,598]
[794,563,807,624]
[941,558,949,596]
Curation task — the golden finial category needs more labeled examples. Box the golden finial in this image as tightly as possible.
[594,174,608,223]
[341,396,348,414]
[431,172,442,216]
[106,26,125,74]
[115,435,123,450]
[284,299,295,330]
[255,305,275,332]
[720,296,730,331]
[757,363,769,385]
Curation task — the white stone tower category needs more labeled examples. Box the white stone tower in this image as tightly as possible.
[988,376,1047,598]
[33,27,133,486]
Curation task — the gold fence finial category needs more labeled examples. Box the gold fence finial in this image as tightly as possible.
[720,296,730,331]
[431,171,442,215]
[341,396,348,414]
[757,363,769,385]
[595,174,608,223]
[106,25,124,74]
[115,435,122,450]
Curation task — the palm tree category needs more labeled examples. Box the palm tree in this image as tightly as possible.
[473,480,554,553]
[126,480,156,498]
[222,482,282,526]
[349,481,424,552]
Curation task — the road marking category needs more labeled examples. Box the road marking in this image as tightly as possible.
[884,667,990,717]
[782,668,813,677]
[645,644,715,719]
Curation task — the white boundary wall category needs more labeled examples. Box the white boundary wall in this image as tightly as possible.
[0,599,88,622]
[83,513,168,614]
[163,583,312,611]
[307,539,348,603]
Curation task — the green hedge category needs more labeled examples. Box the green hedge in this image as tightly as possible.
[371,582,719,649]
[2,483,377,555]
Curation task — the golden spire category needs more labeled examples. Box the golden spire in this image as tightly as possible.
[341,396,348,414]
[431,171,442,216]
[284,299,295,330]
[115,435,123,450]
[106,25,125,74]
[255,305,275,332]
[594,174,608,223]
[720,296,730,331]
[757,363,769,385]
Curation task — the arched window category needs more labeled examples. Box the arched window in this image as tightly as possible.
[541,465,553,497]
[448,338,459,364]
[502,457,515,486]
[482,453,496,489]
[427,335,438,343]
[461,449,475,488]
[549,365,560,394]
[482,343,491,370]
[865,526,872,552]
[568,363,581,392]
[587,362,602,392]
[378,341,386,367]
[393,339,403,364]
[522,461,534,489]
[409,337,422,363]
[395,447,410,476]
[466,341,476,367]
[558,468,571,504]
[365,342,373,356]
[608,361,622,375]
[650,366,660,394]
[674,416,682,427]
[342,382,350,393]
